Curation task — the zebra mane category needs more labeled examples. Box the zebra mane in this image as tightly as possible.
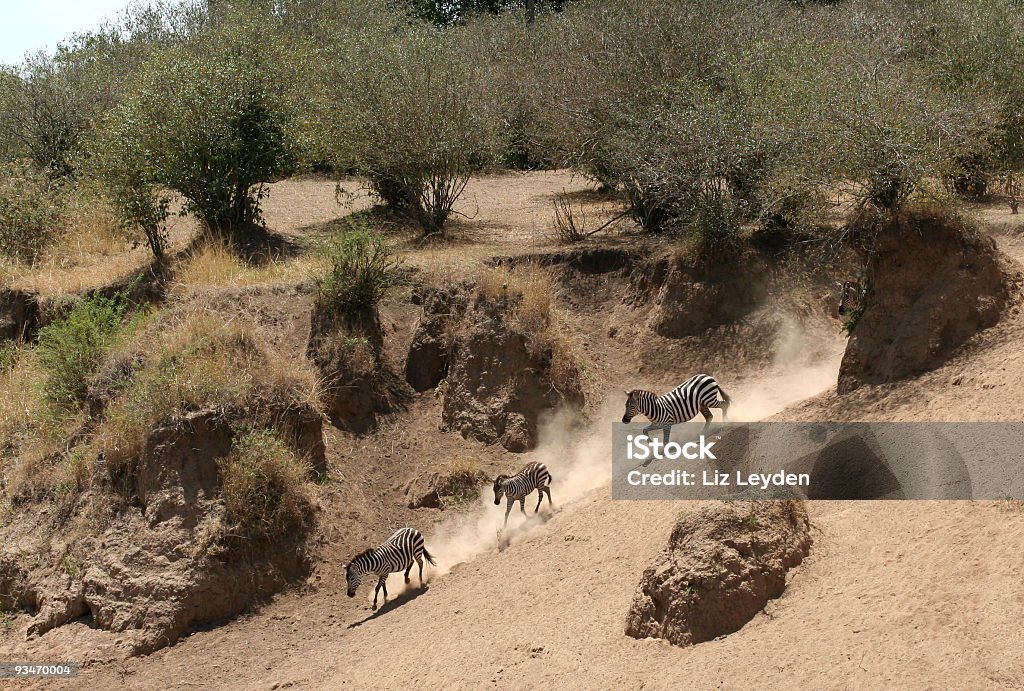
[348,547,376,566]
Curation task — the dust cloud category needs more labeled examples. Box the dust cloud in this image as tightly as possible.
[385,316,846,599]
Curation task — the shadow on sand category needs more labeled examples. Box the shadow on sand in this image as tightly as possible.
[346,585,430,629]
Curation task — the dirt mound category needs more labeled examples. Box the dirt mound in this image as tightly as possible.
[307,304,411,433]
[630,253,769,339]
[405,285,469,392]
[441,289,584,452]
[624,500,811,647]
[0,287,38,340]
[839,207,1015,393]
[1,401,324,656]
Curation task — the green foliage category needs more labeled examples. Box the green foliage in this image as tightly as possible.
[311,25,501,234]
[0,341,17,373]
[218,428,311,541]
[91,9,297,237]
[35,290,130,408]
[0,160,64,263]
[314,223,403,319]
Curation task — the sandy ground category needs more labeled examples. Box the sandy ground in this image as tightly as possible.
[8,182,1024,690]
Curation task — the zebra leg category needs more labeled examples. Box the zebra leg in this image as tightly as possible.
[519,497,527,517]
[535,490,543,513]
[642,423,658,437]
[700,405,713,435]
[415,554,425,588]
[545,485,554,508]
[381,577,389,603]
[662,425,671,444]
[373,576,386,610]
[404,563,412,584]
[504,496,514,527]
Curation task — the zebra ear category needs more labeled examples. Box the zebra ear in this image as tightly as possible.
[624,389,631,396]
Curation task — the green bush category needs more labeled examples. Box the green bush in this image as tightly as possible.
[314,27,500,235]
[218,428,311,541]
[91,10,297,238]
[0,160,64,263]
[314,224,403,319]
[36,291,129,408]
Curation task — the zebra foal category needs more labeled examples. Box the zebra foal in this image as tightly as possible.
[345,527,435,610]
[493,461,553,527]
[621,373,731,443]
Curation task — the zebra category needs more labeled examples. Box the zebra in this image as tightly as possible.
[621,373,731,443]
[345,527,436,610]
[493,461,553,527]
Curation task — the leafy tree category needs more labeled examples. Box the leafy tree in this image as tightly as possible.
[90,9,297,240]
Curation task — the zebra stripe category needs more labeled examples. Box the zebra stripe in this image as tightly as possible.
[493,461,554,527]
[622,374,730,442]
[346,527,435,609]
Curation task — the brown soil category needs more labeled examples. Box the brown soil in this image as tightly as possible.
[625,500,811,647]
[838,206,1015,393]
[3,174,1024,689]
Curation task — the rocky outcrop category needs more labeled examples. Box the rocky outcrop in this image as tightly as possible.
[441,293,583,452]
[4,403,324,655]
[405,286,469,392]
[625,501,811,647]
[838,207,1014,393]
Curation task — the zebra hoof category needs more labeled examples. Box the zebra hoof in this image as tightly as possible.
[371,603,378,611]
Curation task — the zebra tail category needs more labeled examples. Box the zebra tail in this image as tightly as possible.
[719,385,731,404]
[422,546,437,566]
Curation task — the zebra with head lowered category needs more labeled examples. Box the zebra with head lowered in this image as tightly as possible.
[621,373,731,443]
[493,461,553,527]
[345,527,435,610]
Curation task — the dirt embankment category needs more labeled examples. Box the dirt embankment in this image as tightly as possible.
[625,500,811,647]
[839,207,1017,393]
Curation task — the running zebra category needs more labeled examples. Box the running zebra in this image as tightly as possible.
[493,461,553,527]
[345,527,435,610]
[621,374,730,443]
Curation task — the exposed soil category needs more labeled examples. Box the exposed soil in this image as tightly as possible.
[838,207,1016,393]
[3,174,1024,689]
[625,500,811,647]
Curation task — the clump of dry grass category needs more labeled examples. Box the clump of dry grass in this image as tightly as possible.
[434,458,487,504]
[219,428,312,541]
[175,240,320,290]
[95,309,321,479]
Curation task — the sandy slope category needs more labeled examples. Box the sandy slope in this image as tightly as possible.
[32,208,1024,690]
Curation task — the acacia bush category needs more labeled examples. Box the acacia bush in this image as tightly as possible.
[317,27,501,235]
[0,160,64,263]
[314,224,404,321]
[90,10,298,241]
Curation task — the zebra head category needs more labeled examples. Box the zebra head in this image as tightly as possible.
[493,475,510,505]
[345,549,373,597]
[622,390,640,423]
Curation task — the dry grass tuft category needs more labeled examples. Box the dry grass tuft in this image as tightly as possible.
[434,458,488,504]
[96,308,321,478]
[219,428,312,541]
[475,263,584,397]
[175,240,321,290]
